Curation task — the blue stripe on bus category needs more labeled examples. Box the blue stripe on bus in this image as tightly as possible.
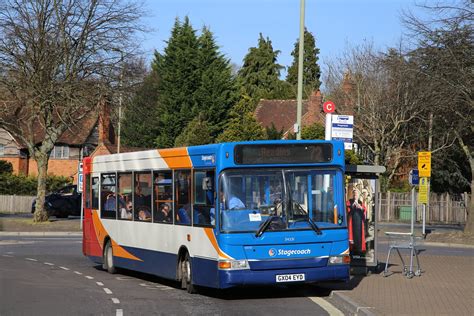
[218,265,349,288]
[248,257,328,270]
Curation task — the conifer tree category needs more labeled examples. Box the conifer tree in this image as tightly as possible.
[155,17,200,148]
[122,66,160,148]
[217,95,265,142]
[286,28,321,97]
[194,27,236,138]
[174,115,212,147]
[237,34,285,102]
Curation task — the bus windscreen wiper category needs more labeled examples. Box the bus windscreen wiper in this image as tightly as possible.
[292,201,322,235]
[255,215,277,237]
[307,217,322,235]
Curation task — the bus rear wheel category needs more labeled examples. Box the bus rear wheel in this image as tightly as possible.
[103,240,116,274]
[181,252,196,294]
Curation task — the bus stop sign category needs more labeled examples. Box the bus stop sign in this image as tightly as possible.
[409,169,419,185]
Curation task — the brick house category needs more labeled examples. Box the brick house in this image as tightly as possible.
[0,102,140,183]
[254,90,325,138]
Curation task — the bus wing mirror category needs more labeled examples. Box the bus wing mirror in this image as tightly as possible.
[202,177,213,191]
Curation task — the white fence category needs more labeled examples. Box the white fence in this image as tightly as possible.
[378,192,469,225]
[0,195,35,214]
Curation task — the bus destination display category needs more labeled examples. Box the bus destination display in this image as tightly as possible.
[234,144,332,165]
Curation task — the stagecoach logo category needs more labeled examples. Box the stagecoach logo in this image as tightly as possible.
[201,154,215,164]
[268,248,311,257]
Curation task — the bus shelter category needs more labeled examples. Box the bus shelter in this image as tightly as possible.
[345,164,386,274]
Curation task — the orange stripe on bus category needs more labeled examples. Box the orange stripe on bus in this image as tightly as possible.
[91,210,142,261]
[204,228,232,260]
[158,147,192,169]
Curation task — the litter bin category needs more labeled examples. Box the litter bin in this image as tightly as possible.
[398,206,413,221]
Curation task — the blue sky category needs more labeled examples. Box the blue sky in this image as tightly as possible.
[141,0,424,71]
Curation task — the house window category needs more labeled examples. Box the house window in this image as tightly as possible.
[0,144,4,156]
[50,145,70,159]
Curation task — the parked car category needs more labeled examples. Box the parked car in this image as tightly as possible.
[31,185,81,218]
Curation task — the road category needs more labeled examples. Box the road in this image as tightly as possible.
[0,236,345,316]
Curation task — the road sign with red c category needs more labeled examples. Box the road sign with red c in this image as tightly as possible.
[323,101,335,113]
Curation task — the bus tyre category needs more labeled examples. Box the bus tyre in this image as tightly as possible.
[181,253,196,294]
[103,240,116,274]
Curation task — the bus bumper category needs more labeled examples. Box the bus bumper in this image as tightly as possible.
[218,264,349,289]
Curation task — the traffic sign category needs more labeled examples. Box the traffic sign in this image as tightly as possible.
[77,162,83,193]
[331,115,353,150]
[409,169,419,185]
[418,177,429,204]
[418,152,431,177]
[323,101,335,113]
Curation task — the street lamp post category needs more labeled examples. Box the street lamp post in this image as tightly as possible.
[296,0,305,140]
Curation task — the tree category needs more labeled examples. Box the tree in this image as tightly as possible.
[301,123,324,140]
[217,95,266,142]
[194,27,236,138]
[237,34,286,102]
[122,63,160,148]
[174,115,212,147]
[324,43,431,185]
[286,28,322,98]
[0,0,144,222]
[265,123,284,140]
[155,17,200,148]
[402,0,473,233]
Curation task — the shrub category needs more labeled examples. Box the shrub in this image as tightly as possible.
[0,173,72,195]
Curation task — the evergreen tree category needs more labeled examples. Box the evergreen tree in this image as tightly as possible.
[155,17,200,148]
[174,115,212,147]
[237,34,285,102]
[194,27,236,138]
[301,123,324,140]
[286,28,321,97]
[122,67,160,148]
[265,123,284,140]
[217,95,265,142]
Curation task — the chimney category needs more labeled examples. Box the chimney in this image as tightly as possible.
[305,90,322,125]
[98,99,115,145]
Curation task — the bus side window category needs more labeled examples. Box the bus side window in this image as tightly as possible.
[101,173,117,219]
[175,170,191,226]
[135,172,152,222]
[92,177,99,209]
[153,171,173,223]
[117,173,132,221]
[193,169,214,226]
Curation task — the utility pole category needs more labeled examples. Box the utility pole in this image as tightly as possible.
[296,0,305,140]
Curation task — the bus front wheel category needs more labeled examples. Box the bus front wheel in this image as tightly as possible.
[103,240,116,274]
[181,252,196,294]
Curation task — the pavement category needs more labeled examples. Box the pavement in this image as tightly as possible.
[1,215,473,315]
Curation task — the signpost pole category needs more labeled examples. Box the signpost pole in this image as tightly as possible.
[422,203,426,236]
[325,113,332,140]
[411,186,415,236]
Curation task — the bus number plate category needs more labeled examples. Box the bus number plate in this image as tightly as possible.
[275,273,305,282]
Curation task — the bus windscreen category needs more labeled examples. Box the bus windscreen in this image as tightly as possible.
[234,144,332,165]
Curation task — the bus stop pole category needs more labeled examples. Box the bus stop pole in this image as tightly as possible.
[411,186,415,236]
[422,203,426,236]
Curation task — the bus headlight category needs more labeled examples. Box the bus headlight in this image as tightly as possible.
[218,259,250,270]
[328,255,350,265]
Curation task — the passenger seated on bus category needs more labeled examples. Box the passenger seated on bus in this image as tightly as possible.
[104,193,126,211]
[137,207,151,221]
[120,201,133,220]
[156,203,172,222]
[177,204,191,224]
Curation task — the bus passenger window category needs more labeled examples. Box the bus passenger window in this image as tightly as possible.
[153,171,173,223]
[175,170,191,226]
[92,177,99,209]
[193,170,215,226]
[101,174,117,219]
[117,173,132,220]
[135,172,152,222]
